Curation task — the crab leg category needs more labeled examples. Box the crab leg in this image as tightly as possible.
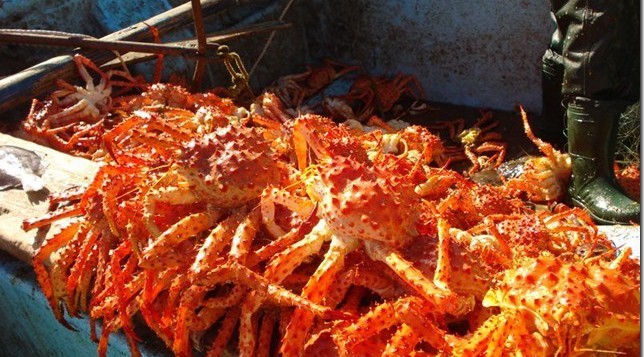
[325,266,397,309]
[280,234,359,356]
[108,241,142,357]
[519,106,558,160]
[191,307,226,332]
[190,210,245,280]
[383,324,420,357]
[178,210,259,352]
[142,185,208,237]
[334,299,399,354]
[260,186,315,238]
[393,297,449,352]
[247,206,319,267]
[45,100,95,126]
[452,312,513,357]
[256,312,277,357]
[174,285,207,357]
[238,220,332,337]
[202,283,247,311]
[32,220,83,329]
[264,220,331,282]
[22,204,83,231]
[293,118,333,170]
[217,223,341,356]
[336,296,448,356]
[238,300,259,357]
[236,207,283,354]
[140,211,220,269]
[139,270,175,346]
[364,240,472,317]
[206,307,241,357]
[194,253,349,355]
[434,219,452,290]
[178,284,241,334]
[229,208,261,264]
[226,261,348,320]
[65,226,100,316]
[190,209,278,355]
[74,243,98,314]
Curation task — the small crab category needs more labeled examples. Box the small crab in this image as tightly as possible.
[345,74,425,116]
[429,111,507,174]
[48,54,141,126]
[504,107,571,202]
[20,55,141,156]
[49,55,115,125]
[271,58,360,108]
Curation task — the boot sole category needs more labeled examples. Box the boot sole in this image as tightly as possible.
[568,196,627,225]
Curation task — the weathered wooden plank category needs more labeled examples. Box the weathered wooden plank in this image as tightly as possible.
[0,133,98,263]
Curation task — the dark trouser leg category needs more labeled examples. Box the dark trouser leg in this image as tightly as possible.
[539,13,566,146]
[551,0,640,224]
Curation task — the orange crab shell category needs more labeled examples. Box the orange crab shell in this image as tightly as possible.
[399,125,447,165]
[180,125,281,207]
[316,156,420,248]
[615,164,641,202]
[483,253,640,354]
[295,114,369,163]
[117,83,194,110]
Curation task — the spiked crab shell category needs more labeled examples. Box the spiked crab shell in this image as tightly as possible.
[482,252,640,354]
[178,125,280,207]
[313,156,420,248]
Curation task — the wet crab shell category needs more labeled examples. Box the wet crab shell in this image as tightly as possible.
[138,83,194,109]
[483,253,640,354]
[296,114,370,162]
[315,156,420,248]
[179,125,280,207]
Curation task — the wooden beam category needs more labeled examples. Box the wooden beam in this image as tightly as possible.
[100,20,292,69]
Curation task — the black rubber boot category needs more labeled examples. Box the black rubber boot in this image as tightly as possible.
[567,97,640,224]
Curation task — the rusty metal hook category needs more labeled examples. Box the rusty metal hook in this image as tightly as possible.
[216,44,254,100]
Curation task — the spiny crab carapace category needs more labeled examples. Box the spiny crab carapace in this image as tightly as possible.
[453,249,640,356]
[255,114,474,356]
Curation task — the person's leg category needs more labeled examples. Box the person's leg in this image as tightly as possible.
[553,0,640,224]
[566,98,640,223]
[539,11,566,146]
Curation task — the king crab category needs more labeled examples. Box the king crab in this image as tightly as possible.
[20,54,142,156]
[452,249,640,356]
[245,118,473,355]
